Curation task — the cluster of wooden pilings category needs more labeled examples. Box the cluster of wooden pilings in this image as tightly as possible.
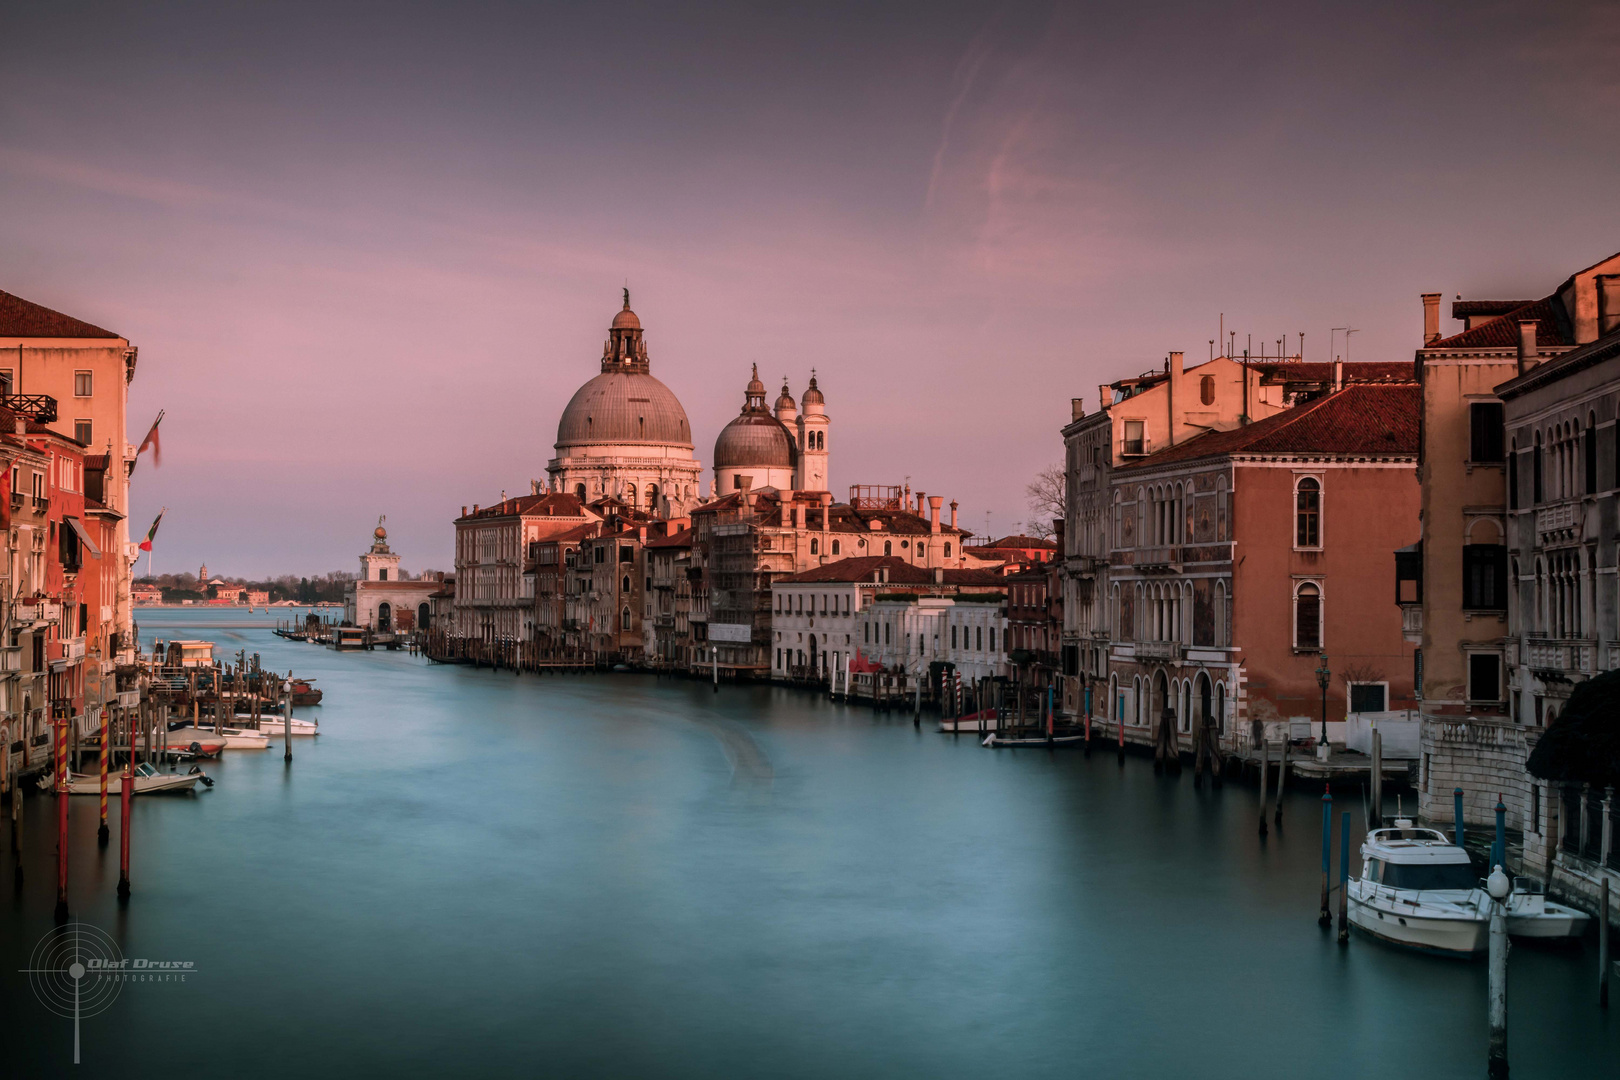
[2,645,311,921]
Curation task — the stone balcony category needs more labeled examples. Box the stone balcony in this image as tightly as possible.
[1134,639,1181,661]
[1523,636,1596,675]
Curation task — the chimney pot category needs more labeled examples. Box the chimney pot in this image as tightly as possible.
[1169,351,1183,378]
[1517,319,1538,376]
[933,567,944,584]
[928,496,942,533]
[949,500,958,530]
[1098,384,1112,413]
[461,506,468,518]
[1421,293,1442,346]
[1332,359,1343,392]
[1071,397,1085,420]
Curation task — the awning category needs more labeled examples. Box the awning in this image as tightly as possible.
[65,516,101,558]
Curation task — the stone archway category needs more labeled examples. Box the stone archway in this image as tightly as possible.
[418,603,431,630]
[378,602,393,631]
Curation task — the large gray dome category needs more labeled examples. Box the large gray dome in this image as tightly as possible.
[555,371,693,449]
[714,413,795,469]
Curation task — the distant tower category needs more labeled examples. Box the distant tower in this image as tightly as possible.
[198,562,207,583]
[797,371,829,492]
[359,517,401,582]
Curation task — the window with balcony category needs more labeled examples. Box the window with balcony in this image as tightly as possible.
[1294,477,1321,548]
[1469,402,1504,462]
[1294,582,1321,650]
[1462,544,1507,610]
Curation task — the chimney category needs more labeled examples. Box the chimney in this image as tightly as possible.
[949,500,958,530]
[1599,275,1620,335]
[1169,351,1183,379]
[472,504,479,514]
[781,500,791,527]
[461,506,468,518]
[1098,384,1112,413]
[638,526,647,542]
[928,496,942,533]
[794,504,806,530]
[1167,352,1182,447]
[1421,293,1442,346]
[933,567,944,584]
[916,492,925,520]
[1332,359,1343,392]
[1517,319,1538,376]
[1071,397,1084,421]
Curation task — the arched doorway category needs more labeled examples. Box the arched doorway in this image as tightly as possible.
[1197,673,1212,733]
[575,483,587,502]
[418,603,430,630]
[378,602,392,631]
[808,634,818,674]
[1154,671,1170,729]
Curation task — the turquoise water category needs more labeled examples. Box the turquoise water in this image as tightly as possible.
[2,608,1613,1077]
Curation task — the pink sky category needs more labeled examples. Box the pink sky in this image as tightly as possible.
[2,2,1617,577]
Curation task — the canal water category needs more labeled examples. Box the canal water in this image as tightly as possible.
[3,608,1614,1078]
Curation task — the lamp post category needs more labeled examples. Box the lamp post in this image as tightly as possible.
[1315,653,1331,759]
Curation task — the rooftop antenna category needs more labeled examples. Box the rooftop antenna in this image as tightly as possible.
[1219,313,1224,356]
[1228,331,1236,358]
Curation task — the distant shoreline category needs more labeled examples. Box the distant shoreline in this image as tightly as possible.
[133,602,343,610]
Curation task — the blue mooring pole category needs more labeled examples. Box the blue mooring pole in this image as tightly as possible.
[1454,787,1466,849]
[1337,810,1351,943]
[1319,784,1333,926]
[1494,794,1507,871]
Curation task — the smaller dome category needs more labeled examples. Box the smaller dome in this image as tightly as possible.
[801,374,824,407]
[746,363,765,397]
[715,414,795,469]
[775,381,796,413]
[612,307,641,330]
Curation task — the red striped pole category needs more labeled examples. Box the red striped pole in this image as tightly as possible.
[97,708,110,844]
[55,715,69,920]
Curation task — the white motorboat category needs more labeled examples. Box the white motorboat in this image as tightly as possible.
[1347,820,1489,957]
[169,724,268,750]
[1505,878,1591,940]
[48,762,207,795]
[981,730,1087,748]
[248,715,320,736]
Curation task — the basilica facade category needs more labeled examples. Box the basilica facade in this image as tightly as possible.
[713,366,830,495]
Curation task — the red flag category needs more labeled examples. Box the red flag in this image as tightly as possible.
[135,410,164,471]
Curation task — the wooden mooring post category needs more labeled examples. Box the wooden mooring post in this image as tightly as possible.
[1318,785,1333,926]
[97,707,110,845]
[1337,810,1350,944]
[54,715,69,921]
[117,705,133,900]
[1274,736,1287,826]
[1257,734,1269,837]
[1599,874,1610,1009]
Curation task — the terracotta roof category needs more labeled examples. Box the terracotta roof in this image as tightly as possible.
[1496,323,1620,400]
[1453,300,1536,319]
[774,555,1007,587]
[1247,361,1415,384]
[1428,297,1571,349]
[534,523,600,545]
[1116,383,1420,469]
[644,526,693,549]
[459,492,591,521]
[0,290,120,338]
[981,534,1057,550]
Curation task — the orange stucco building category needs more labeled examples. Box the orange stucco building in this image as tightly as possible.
[1103,376,1420,748]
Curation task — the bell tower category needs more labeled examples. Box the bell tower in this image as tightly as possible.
[797,371,829,492]
[601,288,650,374]
[359,517,402,582]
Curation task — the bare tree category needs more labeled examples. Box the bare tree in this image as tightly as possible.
[1024,464,1066,540]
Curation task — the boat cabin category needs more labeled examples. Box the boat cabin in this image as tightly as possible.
[165,640,216,668]
[1360,825,1479,892]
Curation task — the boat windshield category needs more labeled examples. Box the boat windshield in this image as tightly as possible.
[1379,862,1478,891]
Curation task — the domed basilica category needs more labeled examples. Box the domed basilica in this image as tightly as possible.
[547,292,704,516]
[713,365,829,494]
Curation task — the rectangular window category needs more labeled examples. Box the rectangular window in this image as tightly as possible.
[1587,424,1599,494]
[1462,545,1508,610]
[1467,653,1502,704]
[74,420,92,445]
[976,625,982,651]
[73,370,92,397]
[1529,783,1540,835]
[1295,584,1321,650]
[1348,683,1387,713]
[379,569,388,581]
[1122,420,1145,456]
[1468,402,1504,462]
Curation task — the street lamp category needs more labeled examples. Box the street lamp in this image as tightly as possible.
[1315,652,1331,753]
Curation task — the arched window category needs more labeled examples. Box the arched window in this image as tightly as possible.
[1295,582,1322,650]
[1533,433,1544,502]
[622,575,631,593]
[1200,375,1215,405]
[831,540,840,555]
[625,486,637,508]
[1508,438,1519,508]
[884,540,892,556]
[621,607,631,630]
[1295,477,1321,548]
[575,484,587,502]
[944,542,951,557]
[810,538,819,555]
[647,483,659,509]
[1586,412,1598,494]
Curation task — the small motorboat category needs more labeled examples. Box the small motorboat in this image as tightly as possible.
[290,679,323,707]
[1347,820,1488,957]
[981,730,1087,748]
[251,715,320,736]
[169,723,266,751]
[136,730,229,758]
[1505,877,1591,941]
[49,762,209,795]
[939,709,997,733]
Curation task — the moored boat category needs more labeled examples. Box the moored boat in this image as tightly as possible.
[982,728,1087,748]
[169,724,269,750]
[250,715,320,736]
[1347,821,1488,957]
[50,762,208,795]
[939,709,997,733]
[290,678,323,706]
[1505,878,1591,940]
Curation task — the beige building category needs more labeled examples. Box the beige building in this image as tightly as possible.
[344,520,440,632]
[455,490,601,643]
[1410,250,1620,831]
[547,293,703,517]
